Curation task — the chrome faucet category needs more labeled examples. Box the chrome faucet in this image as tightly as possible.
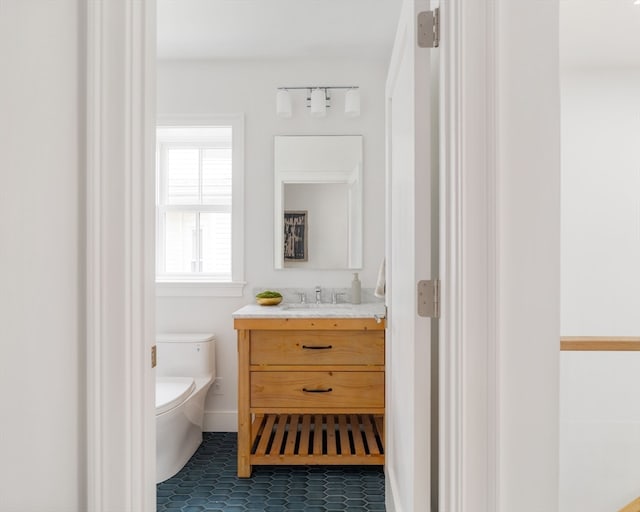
[315,286,322,304]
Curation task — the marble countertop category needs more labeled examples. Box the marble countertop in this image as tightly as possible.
[232,302,386,319]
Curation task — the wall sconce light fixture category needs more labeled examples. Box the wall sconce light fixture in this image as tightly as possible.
[310,88,327,118]
[276,86,360,119]
[344,88,361,117]
[276,89,292,118]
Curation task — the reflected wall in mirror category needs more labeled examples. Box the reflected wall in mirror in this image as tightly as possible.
[274,135,363,270]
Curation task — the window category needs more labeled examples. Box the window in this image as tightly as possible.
[156,117,244,296]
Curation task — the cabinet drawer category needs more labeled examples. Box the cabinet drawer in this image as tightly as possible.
[250,330,384,366]
[251,371,384,409]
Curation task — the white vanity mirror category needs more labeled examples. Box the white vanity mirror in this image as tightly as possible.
[274,135,363,270]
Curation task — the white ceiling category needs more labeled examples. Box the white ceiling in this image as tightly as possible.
[157,0,640,66]
[157,0,402,60]
[560,0,640,68]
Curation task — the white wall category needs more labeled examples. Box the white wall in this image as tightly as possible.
[560,352,640,512]
[156,58,387,429]
[560,69,640,512]
[561,69,640,336]
[0,1,84,510]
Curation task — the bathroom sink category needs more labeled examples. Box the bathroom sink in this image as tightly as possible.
[282,303,354,310]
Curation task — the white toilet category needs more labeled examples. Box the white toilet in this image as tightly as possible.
[155,332,216,483]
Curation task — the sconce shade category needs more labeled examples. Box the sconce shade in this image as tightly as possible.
[276,86,359,118]
[345,88,361,117]
[276,89,292,118]
[310,88,327,118]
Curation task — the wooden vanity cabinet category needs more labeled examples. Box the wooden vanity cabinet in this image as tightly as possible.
[234,317,385,477]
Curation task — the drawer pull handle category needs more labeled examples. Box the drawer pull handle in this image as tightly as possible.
[301,345,333,350]
[302,387,333,393]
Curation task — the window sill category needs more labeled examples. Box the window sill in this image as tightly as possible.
[156,281,246,297]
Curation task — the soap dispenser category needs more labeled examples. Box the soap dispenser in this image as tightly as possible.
[351,272,361,304]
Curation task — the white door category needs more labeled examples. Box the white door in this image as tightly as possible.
[385,0,436,511]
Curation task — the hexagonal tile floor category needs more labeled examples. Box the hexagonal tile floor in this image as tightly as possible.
[157,432,385,511]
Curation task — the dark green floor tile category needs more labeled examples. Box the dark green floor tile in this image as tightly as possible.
[156,432,385,511]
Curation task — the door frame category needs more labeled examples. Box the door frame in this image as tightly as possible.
[438,0,500,510]
[85,0,157,510]
[439,1,560,511]
[85,0,560,511]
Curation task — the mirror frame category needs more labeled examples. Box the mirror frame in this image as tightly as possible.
[274,135,363,270]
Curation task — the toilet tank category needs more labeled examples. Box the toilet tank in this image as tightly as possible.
[155,333,215,379]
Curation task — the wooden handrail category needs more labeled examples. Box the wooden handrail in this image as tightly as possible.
[561,337,640,352]
[619,496,640,512]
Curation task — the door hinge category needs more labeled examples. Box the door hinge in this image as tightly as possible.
[151,345,157,368]
[417,7,440,48]
[417,279,440,318]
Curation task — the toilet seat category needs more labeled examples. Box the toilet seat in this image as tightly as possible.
[156,377,195,415]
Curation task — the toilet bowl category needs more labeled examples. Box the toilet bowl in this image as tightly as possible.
[155,332,215,483]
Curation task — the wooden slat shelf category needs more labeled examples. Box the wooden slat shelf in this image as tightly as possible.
[249,413,385,466]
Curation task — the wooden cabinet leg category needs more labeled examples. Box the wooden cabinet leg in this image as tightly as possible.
[237,329,252,477]
[237,430,251,477]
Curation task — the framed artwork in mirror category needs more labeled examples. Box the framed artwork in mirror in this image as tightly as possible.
[284,210,308,261]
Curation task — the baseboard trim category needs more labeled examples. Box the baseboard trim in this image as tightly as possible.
[203,411,237,432]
